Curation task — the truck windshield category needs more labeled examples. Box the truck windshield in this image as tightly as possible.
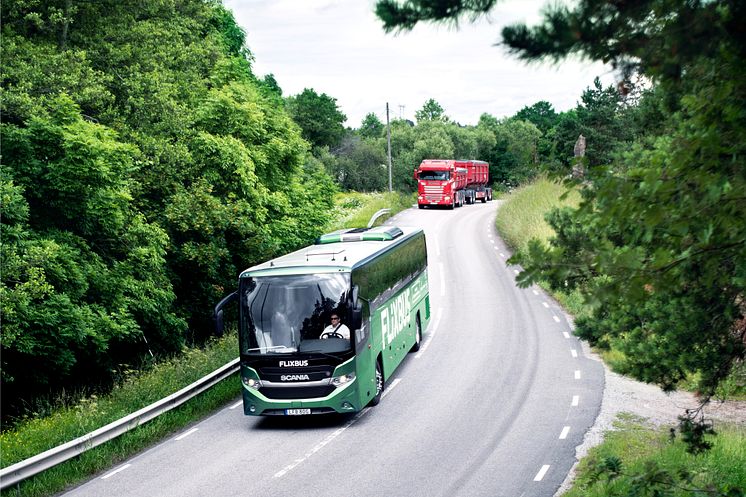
[419,170,449,181]
[239,273,351,355]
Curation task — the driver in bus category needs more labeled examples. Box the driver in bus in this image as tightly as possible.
[320,313,350,340]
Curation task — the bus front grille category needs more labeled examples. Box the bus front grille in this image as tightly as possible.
[260,385,335,399]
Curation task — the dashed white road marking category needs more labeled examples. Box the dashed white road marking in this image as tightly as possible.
[563,332,571,339]
[533,465,550,481]
[571,349,578,358]
[559,426,571,439]
[273,380,403,479]
[575,370,582,379]
[532,290,539,296]
[572,395,580,407]
[542,302,549,308]
[101,464,131,480]
[175,428,198,441]
[229,400,243,410]
[553,315,561,323]
[513,269,519,275]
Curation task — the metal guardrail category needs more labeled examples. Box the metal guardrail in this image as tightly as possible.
[0,358,240,490]
[367,208,391,228]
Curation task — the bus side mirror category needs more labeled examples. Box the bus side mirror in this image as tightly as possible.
[351,307,362,331]
[213,291,238,336]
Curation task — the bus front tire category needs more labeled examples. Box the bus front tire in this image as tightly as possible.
[369,359,384,406]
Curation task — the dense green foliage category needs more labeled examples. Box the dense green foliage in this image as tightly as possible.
[1,0,335,419]
[566,417,745,497]
[375,0,746,403]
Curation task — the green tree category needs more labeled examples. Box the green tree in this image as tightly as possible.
[359,112,385,139]
[375,0,746,403]
[415,98,447,123]
[286,88,348,149]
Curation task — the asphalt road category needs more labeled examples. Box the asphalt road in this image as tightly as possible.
[63,201,604,497]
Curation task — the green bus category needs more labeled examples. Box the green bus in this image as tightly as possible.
[214,225,431,416]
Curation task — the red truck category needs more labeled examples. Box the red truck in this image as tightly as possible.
[414,159,492,209]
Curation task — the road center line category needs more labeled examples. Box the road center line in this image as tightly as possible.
[101,464,131,480]
[533,465,550,481]
[571,349,578,358]
[575,370,582,379]
[572,395,580,406]
[175,428,198,441]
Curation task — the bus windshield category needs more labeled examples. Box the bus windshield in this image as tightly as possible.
[418,170,449,181]
[240,273,351,355]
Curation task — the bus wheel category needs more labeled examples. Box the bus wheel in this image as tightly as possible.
[369,359,384,406]
[411,315,422,352]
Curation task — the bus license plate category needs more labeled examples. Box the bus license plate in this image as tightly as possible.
[285,408,311,415]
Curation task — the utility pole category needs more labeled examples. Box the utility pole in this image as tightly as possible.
[386,102,392,192]
[398,104,405,119]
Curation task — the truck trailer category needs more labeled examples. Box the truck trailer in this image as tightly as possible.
[458,159,492,204]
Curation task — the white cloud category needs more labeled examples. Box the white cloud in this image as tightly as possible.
[225,0,615,127]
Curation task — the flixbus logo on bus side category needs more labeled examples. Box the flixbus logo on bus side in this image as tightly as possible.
[381,288,411,347]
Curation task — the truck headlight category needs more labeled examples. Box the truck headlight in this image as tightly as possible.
[242,377,262,390]
[444,195,451,201]
[332,372,355,387]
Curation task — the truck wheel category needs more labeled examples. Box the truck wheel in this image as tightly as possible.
[369,359,384,406]
[481,198,486,203]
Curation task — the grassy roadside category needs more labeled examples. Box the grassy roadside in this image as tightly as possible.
[0,332,240,497]
[0,191,414,497]
[495,176,745,495]
[325,190,416,231]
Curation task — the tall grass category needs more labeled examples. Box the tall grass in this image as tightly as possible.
[564,418,746,496]
[495,176,580,253]
[325,191,416,231]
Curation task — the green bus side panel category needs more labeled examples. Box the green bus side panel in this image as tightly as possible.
[370,271,430,381]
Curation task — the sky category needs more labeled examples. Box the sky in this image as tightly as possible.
[224,0,615,128]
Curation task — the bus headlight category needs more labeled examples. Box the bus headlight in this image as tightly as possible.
[331,372,355,387]
[242,377,262,390]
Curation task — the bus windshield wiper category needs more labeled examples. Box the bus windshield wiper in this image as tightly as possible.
[245,345,297,353]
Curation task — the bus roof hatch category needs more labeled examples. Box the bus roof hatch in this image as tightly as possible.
[315,226,404,244]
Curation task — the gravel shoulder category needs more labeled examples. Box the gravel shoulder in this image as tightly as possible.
[555,339,746,496]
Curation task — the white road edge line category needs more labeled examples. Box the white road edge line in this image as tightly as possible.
[532,290,539,296]
[175,428,198,441]
[542,302,549,308]
[229,400,243,410]
[273,380,403,479]
[101,464,131,480]
[553,315,561,323]
[534,465,550,481]
[572,395,580,406]
[563,332,571,339]
[559,426,571,439]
